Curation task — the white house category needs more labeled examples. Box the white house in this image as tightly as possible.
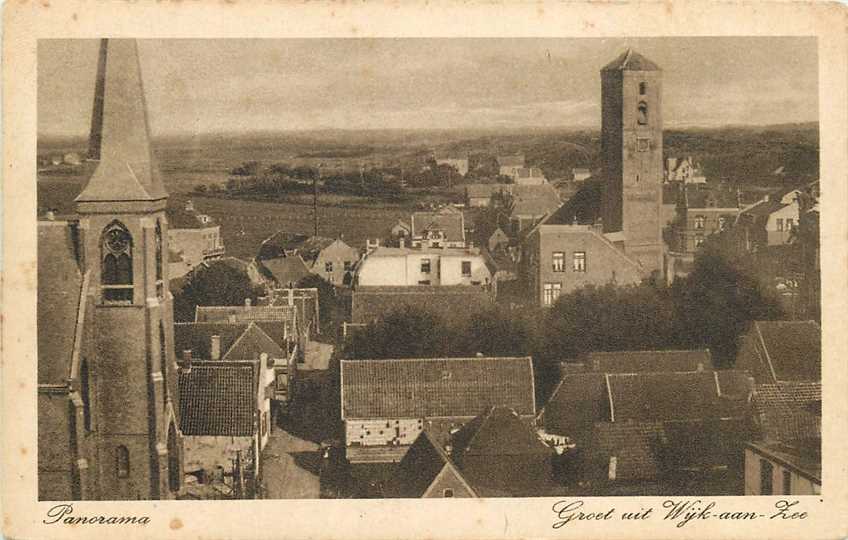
[355,246,492,287]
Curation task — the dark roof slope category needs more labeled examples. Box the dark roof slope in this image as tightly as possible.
[167,201,216,229]
[257,232,336,262]
[38,222,84,384]
[601,48,661,72]
[174,322,249,359]
[384,430,474,498]
[178,363,257,436]
[341,357,535,419]
[753,382,821,442]
[411,211,465,243]
[351,285,493,325]
[684,185,739,209]
[755,320,821,382]
[258,256,311,287]
[585,349,713,373]
[452,407,549,457]
[540,373,609,441]
[224,323,285,360]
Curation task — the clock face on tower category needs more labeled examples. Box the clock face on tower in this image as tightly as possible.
[106,227,131,254]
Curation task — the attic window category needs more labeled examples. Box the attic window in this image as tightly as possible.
[443,488,454,498]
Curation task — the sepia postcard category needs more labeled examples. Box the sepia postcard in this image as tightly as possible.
[3,1,848,539]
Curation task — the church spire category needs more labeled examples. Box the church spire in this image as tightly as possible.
[76,39,167,203]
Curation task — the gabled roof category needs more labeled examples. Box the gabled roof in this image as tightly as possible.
[257,232,342,262]
[753,382,821,442]
[601,48,661,72]
[178,362,257,436]
[195,304,297,324]
[258,256,311,287]
[76,39,167,203]
[750,320,821,382]
[174,322,250,359]
[167,201,217,229]
[340,357,536,420]
[350,285,493,325]
[224,322,285,360]
[384,430,477,498]
[585,349,713,373]
[411,211,465,243]
[684,184,739,210]
[37,221,85,384]
[540,373,609,442]
[452,407,550,458]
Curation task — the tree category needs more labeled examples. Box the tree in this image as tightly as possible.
[344,306,452,359]
[296,274,337,337]
[173,261,263,322]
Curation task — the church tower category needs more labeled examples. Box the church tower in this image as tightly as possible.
[600,49,664,276]
[75,39,182,499]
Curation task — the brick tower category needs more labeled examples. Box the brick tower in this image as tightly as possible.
[74,39,183,499]
[600,48,664,276]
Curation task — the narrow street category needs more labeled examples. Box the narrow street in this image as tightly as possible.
[261,425,321,499]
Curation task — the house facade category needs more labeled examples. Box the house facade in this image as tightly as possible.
[410,210,466,248]
[510,167,548,185]
[744,442,820,495]
[257,233,360,286]
[340,357,536,463]
[355,246,493,287]
[168,199,225,271]
[673,185,740,253]
[523,221,645,306]
[737,184,817,249]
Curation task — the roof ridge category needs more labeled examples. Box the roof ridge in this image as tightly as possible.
[341,356,532,363]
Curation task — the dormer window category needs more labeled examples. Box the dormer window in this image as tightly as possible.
[102,221,133,302]
[637,102,649,125]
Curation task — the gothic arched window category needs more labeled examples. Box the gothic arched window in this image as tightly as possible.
[116,445,130,478]
[102,221,133,302]
[155,219,164,296]
[637,102,649,125]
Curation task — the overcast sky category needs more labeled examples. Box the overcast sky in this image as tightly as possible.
[38,37,818,137]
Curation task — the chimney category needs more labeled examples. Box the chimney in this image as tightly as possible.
[399,237,405,248]
[608,456,618,481]
[260,352,271,368]
[182,350,193,372]
[245,297,252,307]
[210,335,221,360]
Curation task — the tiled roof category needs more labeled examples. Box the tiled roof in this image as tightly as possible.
[341,357,535,420]
[465,183,510,199]
[224,323,285,360]
[257,232,336,262]
[178,363,257,436]
[545,179,603,225]
[174,322,249,359]
[753,382,821,442]
[384,430,475,498]
[452,407,550,458]
[601,48,661,72]
[258,256,311,287]
[754,320,821,382]
[607,371,752,422]
[196,304,297,324]
[540,373,609,442]
[37,222,84,384]
[585,350,713,373]
[411,211,465,243]
[684,185,739,209]
[350,285,493,325]
[166,202,216,229]
[590,421,665,480]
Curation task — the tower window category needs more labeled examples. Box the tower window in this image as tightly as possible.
[639,82,647,95]
[155,219,164,298]
[637,102,649,125]
[116,445,130,478]
[102,221,133,302]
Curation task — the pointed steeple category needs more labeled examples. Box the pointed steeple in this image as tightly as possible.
[601,48,660,72]
[86,39,108,161]
[76,39,167,203]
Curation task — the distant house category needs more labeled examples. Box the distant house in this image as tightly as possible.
[539,369,754,493]
[435,156,469,177]
[509,167,547,186]
[487,227,510,252]
[390,219,411,242]
[509,184,562,233]
[497,154,525,177]
[465,183,510,207]
[258,232,360,286]
[737,182,817,249]
[673,184,739,253]
[410,210,466,248]
[168,199,226,272]
[665,157,706,184]
[522,208,645,307]
[169,247,192,280]
[349,285,494,326]
[385,407,555,498]
[572,168,592,182]
[355,246,493,287]
[340,356,536,463]
[735,320,821,384]
[178,360,270,489]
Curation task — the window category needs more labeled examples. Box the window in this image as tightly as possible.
[261,411,268,437]
[695,234,705,248]
[639,81,647,95]
[694,215,706,229]
[421,258,431,274]
[573,252,586,273]
[325,261,333,273]
[461,261,472,277]
[552,252,565,272]
[418,280,431,285]
[154,220,163,297]
[343,260,352,272]
[637,101,648,125]
[81,358,91,431]
[776,218,784,232]
[543,283,562,306]
[718,216,727,230]
[101,221,133,302]
[116,445,130,479]
[786,218,794,230]
[443,488,454,498]
[782,470,792,495]
[760,459,773,495]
